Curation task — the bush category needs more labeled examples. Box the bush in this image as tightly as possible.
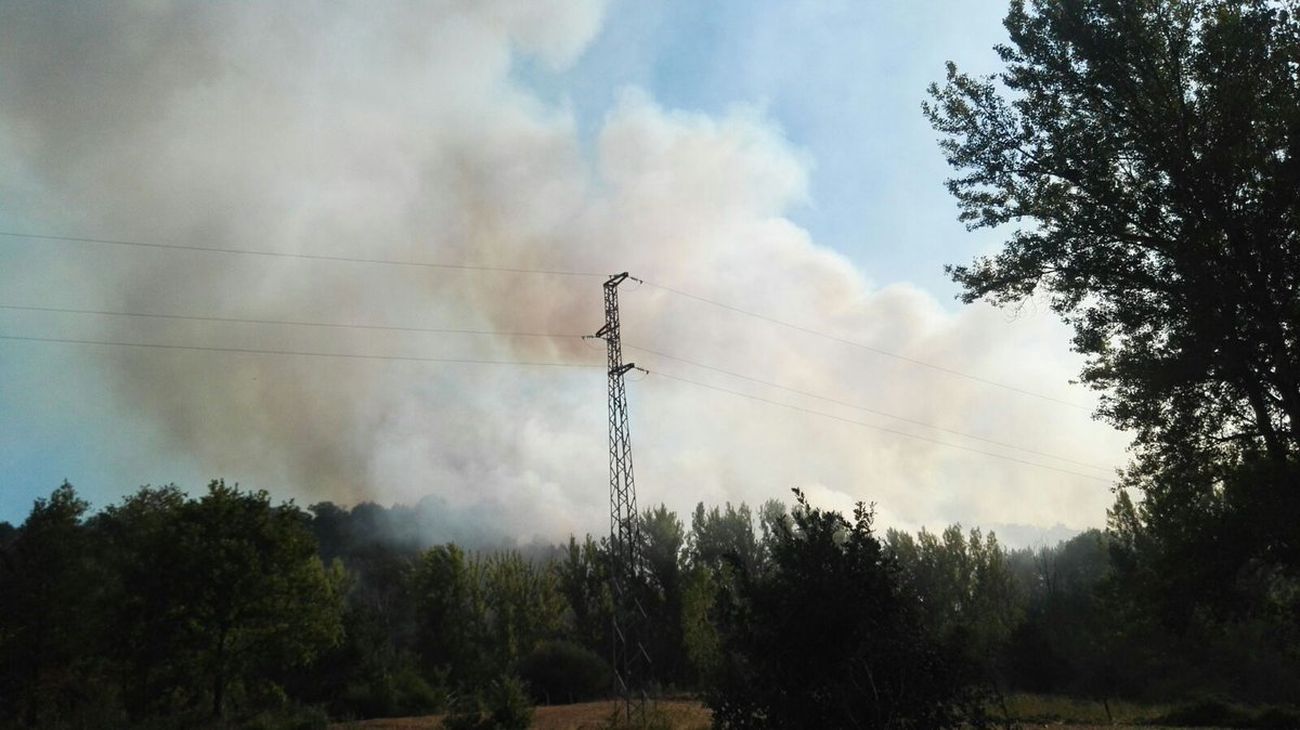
[1254,706,1300,729]
[338,664,446,719]
[1155,698,1247,727]
[443,675,533,730]
[517,640,610,704]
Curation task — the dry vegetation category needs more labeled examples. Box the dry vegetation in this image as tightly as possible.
[330,699,711,730]
[329,696,1222,730]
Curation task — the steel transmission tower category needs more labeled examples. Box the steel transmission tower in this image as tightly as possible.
[589,271,649,723]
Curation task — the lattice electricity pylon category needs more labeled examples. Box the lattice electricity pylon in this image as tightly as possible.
[586,271,650,724]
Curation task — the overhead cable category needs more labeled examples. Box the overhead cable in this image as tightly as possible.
[648,369,1115,484]
[627,343,1112,472]
[639,280,1090,410]
[0,303,584,340]
[0,230,607,278]
[0,333,598,368]
[2,302,1111,473]
[3,228,1090,409]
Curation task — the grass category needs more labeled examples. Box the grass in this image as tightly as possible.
[1000,692,1174,725]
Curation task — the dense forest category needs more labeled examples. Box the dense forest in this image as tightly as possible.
[2,480,1298,729]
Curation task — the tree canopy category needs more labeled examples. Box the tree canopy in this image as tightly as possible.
[4,481,1300,727]
[707,491,984,729]
[926,0,1300,614]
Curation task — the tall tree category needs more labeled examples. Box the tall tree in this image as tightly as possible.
[554,535,611,656]
[413,544,488,686]
[640,504,689,683]
[689,502,760,575]
[174,481,345,719]
[707,490,983,729]
[96,485,192,718]
[926,0,1300,613]
[479,551,566,668]
[0,483,108,726]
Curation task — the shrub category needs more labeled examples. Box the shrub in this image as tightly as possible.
[443,675,534,730]
[338,664,447,719]
[517,640,610,704]
[1156,698,1245,727]
[1254,706,1300,729]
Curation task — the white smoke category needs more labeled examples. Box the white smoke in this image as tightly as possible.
[0,0,1128,541]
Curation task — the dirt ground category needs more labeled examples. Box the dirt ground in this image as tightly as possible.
[330,699,711,730]
[328,699,1207,730]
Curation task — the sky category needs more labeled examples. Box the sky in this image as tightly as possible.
[0,1,1130,547]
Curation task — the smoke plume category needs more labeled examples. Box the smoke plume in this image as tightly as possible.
[0,1,1127,543]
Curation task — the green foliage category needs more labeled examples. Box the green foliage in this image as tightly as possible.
[1255,706,1300,729]
[517,640,609,704]
[706,489,987,729]
[679,566,722,682]
[887,524,1022,718]
[1000,531,1145,704]
[412,545,565,692]
[480,551,566,667]
[1002,692,1169,726]
[887,525,1021,651]
[995,528,1300,705]
[688,502,760,575]
[927,0,1300,619]
[1159,698,1248,727]
[0,481,345,727]
[413,544,489,683]
[555,535,612,655]
[6,479,1298,725]
[335,657,446,719]
[149,481,346,719]
[639,504,689,685]
[310,544,432,719]
[0,482,110,726]
[443,675,533,730]
[483,675,534,729]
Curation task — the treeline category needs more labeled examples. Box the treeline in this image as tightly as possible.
[2,481,1299,729]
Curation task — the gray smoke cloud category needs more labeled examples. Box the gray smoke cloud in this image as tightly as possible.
[0,1,1128,543]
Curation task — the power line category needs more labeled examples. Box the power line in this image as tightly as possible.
[639,280,1090,410]
[2,301,1108,472]
[3,229,1090,409]
[0,303,584,340]
[0,230,607,279]
[0,333,599,369]
[627,344,1112,472]
[647,369,1115,484]
[0,334,1114,481]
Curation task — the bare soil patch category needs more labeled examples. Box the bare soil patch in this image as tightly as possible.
[330,699,711,730]
[330,699,1212,729]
